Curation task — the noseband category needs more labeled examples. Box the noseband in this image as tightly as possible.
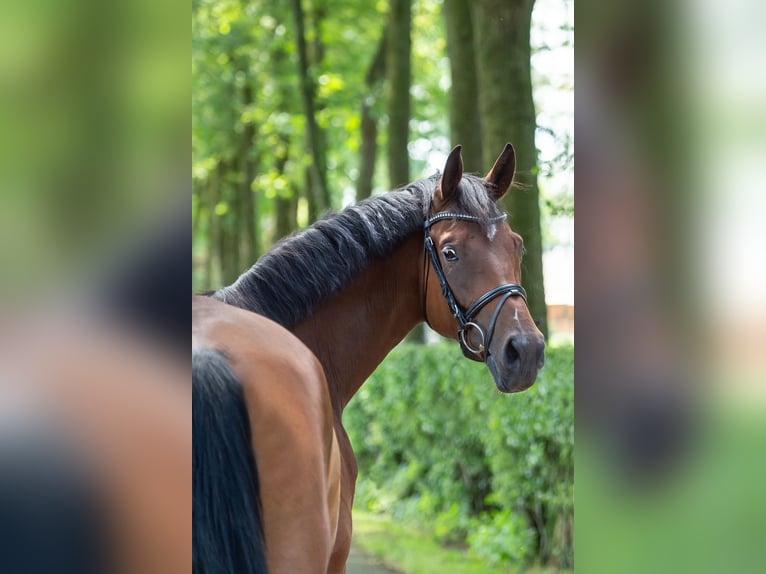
[422,211,528,363]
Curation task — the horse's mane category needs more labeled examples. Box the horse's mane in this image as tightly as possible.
[212,173,501,328]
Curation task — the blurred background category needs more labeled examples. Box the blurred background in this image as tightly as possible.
[192,0,573,571]
[577,0,766,572]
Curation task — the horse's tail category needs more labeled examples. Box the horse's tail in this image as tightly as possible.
[0,423,108,574]
[193,348,267,574]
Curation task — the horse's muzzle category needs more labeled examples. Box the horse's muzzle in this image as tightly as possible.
[487,334,545,393]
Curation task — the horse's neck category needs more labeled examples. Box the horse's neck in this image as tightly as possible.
[292,235,423,415]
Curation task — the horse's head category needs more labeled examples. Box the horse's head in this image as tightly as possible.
[422,144,545,393]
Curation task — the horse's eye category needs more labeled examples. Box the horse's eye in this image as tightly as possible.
[442,246,459,262]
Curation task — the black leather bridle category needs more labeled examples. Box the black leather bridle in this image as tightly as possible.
[422,211,528,363]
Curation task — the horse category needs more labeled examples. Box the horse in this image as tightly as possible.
[203,143,545,572]
[0,317,191,574]
[0,212,192,574]
[193,296,341,574]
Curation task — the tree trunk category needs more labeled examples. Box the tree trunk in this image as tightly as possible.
[386,0,411,191]
[386,0,423,343]
[206,170,220,289]
[192,185,202,242]
[275,136,297,241]
[471,0,548,338]
[309,0,330,209]
[219,163,240,285]
[270,44,299,242]
[238,82,258,269]
[291,0,330,217]
[308,0,327,66]
[275,193,298,241]
[356,31,387,202]
[357,105,378,202]
[443,0,483,172]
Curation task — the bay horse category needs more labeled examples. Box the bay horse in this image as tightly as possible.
[0,213,191,574]
[0,309,191,574]
[199,143,545,572]
[193,296,341,574]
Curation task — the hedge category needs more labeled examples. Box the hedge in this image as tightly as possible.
[344,342,574,568]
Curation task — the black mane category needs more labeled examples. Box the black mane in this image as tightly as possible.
[212,173,501,327]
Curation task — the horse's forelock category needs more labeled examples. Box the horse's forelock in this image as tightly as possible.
[413,172,503,231]
[454,174,505,229]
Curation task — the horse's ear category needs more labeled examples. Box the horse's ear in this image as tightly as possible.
[485,143,516,201]
[436,145,464,206]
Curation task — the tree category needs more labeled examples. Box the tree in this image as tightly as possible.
[387,0,425,343]
[356,31,386,202]
[237,80,258,268]
[471,0,548,338]
[386,0,411,191]
[443,0,483,172]
[291,0,331,217]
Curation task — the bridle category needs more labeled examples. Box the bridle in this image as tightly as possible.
[422,211,528,363]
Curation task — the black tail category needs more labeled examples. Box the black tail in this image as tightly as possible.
[0,425,107,574]
[193,349,267,574]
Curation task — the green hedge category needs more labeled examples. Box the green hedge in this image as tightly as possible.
[344,343,574,568]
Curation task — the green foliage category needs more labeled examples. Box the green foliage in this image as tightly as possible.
[345,343,574,568]
[468,509,536,566]
[192,0,454,291]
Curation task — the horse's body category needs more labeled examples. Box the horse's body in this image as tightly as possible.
[0,313,191,574]
[193,296,341,574]
[202,144,545,571]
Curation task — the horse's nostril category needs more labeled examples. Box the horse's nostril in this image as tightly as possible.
[505,337,521,365]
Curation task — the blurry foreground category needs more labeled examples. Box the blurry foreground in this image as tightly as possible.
[0,306,190,574]
[577,0,766,571]
[0,0,189,572]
